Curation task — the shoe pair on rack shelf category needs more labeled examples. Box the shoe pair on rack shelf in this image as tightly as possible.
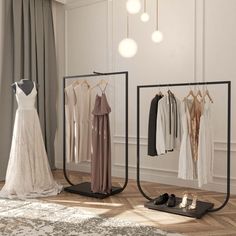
[179,192,198,210]
[153,193,176,207]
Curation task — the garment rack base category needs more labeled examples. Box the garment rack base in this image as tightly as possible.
[144,197,214,219]
[64,182,123,199]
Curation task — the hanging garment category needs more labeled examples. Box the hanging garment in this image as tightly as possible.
[156,92,182,155]
[197,100,214,187]
[178,98,194,180]
[188,96,202,178]
[147,94,163,156]
[74,82,92,163]
[91,92,112,194]
[0,82,62,199]
[65,84,76,163]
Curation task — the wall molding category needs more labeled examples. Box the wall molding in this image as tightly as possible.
[65,0,107,10]
[113,135,236,152]
[113,162,236,181]
[113,164,236,194]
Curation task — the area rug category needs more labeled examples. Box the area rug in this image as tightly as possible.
[0,199,183,236]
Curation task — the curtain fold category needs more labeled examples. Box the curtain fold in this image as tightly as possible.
[0,0,57,177]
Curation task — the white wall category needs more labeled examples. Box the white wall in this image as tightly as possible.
[57,0,236,194]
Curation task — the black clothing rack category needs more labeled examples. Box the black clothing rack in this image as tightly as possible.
[63,71,128,199]
[137,80,231,218]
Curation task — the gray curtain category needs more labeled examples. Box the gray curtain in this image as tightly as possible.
[0,0,58,178]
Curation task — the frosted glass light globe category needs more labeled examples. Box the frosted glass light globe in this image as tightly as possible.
[126,0,141,14]
[141,12,150,22]
[152,30,163,43]
[118,38,138,58]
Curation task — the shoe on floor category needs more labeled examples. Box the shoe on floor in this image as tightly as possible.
[153,193,169,205]
[166,194,176,207]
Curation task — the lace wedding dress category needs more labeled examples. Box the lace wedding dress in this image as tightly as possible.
[0,82,62,199]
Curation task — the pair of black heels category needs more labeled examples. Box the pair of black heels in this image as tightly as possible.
[153,193,176,207]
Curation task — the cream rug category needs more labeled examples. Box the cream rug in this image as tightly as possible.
[0,199,183,236]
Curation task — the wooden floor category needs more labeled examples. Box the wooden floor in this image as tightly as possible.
[1,170,236,235]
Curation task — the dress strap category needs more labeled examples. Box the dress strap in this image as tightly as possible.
[98,83,108,94]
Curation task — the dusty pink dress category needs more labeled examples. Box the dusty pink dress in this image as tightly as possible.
[91,93,112,194]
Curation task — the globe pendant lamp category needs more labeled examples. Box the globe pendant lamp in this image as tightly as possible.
[126,0,141,14]
[118,15,138,58]
[152,0,163,43]
[141,0,150,22]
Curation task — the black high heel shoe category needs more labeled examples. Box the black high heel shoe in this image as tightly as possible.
[153,193,169,205]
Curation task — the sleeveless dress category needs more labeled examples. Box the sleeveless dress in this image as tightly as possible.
[91,92,112,194]
[197,100,214,187]
[0,82,62,199]
[178,98,194,180]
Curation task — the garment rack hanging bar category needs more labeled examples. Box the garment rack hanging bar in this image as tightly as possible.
[137,80,230,88]
[63,71,129,79]
[63,71,129,199]
[137,80,231,218]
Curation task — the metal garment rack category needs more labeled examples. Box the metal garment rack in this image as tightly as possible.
[63,71,128,199]
[137,80,231,219]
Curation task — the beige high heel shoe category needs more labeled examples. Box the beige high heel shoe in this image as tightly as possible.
[188,193,198,210]
[179,191,189,208]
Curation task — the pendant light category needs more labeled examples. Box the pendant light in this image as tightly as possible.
[152,0,163,43]
[119,14,138,58]
[126,0,141,14]
[141,0,150,22]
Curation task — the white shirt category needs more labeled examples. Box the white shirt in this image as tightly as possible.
[156,92,182,155]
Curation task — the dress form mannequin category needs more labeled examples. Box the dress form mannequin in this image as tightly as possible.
[11,79,38,95]
[0,78,62,199]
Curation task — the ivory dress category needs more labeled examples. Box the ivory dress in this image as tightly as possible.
[0,82,62,199]
[74,83,92,163]
[65,84,76,163]
[197,100,213,187]
[178,99,194,180]
[178,97,202,180]
[91,92,112,194]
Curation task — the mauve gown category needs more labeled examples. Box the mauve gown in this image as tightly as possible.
[91,93,112,194]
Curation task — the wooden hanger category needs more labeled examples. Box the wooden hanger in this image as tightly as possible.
[99,79,108,86]
[71,80,80,87]
[81,79,90,87]
[196,89,202,98]
[92,79,108,90]
[203,89,213,103]
[186,89,195,99]
[157,87,163,96]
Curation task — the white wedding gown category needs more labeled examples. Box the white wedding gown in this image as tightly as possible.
[0,82,63,199]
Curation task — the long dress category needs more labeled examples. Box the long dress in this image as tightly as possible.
[91,93,112,194]
[74,83,92,163]
[178,98,194,180]
[65,84,76,163]
[0,82,62,199]
[197,100,214,187]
